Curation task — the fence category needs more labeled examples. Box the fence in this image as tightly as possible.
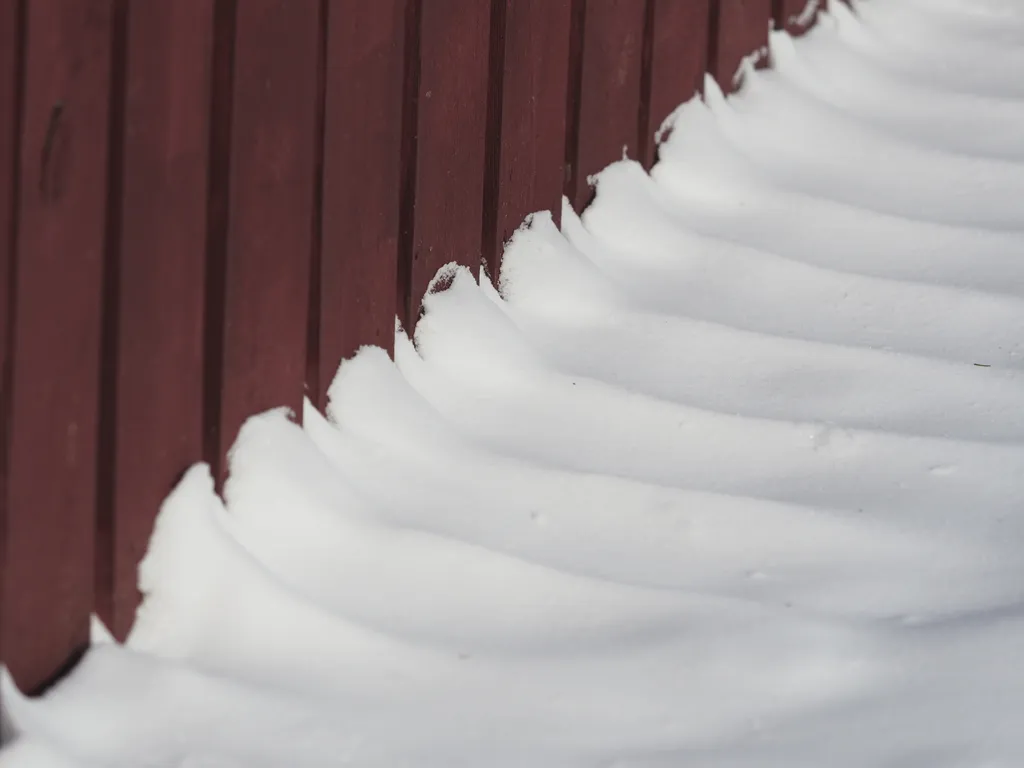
[0,0,829,695]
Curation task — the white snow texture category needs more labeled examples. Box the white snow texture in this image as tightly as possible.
[3,0,1024,765]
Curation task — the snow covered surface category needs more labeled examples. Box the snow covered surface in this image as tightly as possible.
[4,0,1024,765]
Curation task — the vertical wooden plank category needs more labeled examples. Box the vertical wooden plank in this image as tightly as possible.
[95,0,215,641]
[566,0,647,212]
[484,0,573,282]
[317,0,405,406]
[400,0,492,325]
[201,0,235,481]
[216,0,321,457]
[709,0,772,93]
[774,0,821,35]
[0,0,21,694]
[641,0,710,168]
[2,0,113,693]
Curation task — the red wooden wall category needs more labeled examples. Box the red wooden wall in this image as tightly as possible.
[566,0,647,210]
[402,2,493,326]
[98,0,215,643]
[709,0,773,91]
[485,0,573,280]
[774,0,825,36]
[642,0,711,167]
[0,0,20,693]
[3,0,114,692]
[315,0,405,406]
[0,0,827,696]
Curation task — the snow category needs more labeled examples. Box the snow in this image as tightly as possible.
[790,1,823,30]
[4,0,1024,765]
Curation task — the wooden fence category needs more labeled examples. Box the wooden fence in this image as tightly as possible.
[0,0,830,695]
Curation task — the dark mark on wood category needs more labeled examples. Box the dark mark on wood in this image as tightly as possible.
[39,101,65,200]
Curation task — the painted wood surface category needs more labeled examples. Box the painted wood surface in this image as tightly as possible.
[216,0,321,461]
[316,0,406,406]
[3,0,114,693]
[0,0,20,701]
[96,0,215,642]
[710,0,772,92]
[775,0,823,35]
[642,0,710,167]
[401,0,493,325]
[484,0,573,281]
[567,0,647,210]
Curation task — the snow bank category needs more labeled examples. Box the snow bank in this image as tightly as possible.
[4,0,1024,765]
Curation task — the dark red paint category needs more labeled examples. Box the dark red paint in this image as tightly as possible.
[401,0,493,325]
[216,0,321,458]
[709,0,772,93]
[0,0,20,701]
[317,0,406,406]
[95,0,215,641]
[484,0,573,282]
[774,0,822,36]
[567,0,647,211]
[3,0,113,693]
[642,0,711,167]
